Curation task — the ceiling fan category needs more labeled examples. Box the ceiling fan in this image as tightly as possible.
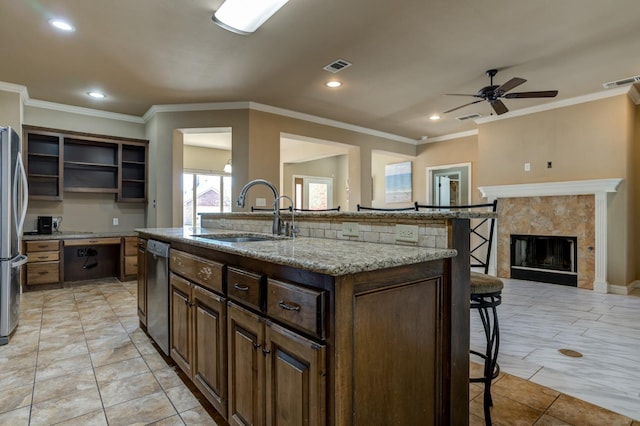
[444,69,558,116]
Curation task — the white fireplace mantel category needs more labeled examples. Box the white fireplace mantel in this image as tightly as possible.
[478,178,623,293]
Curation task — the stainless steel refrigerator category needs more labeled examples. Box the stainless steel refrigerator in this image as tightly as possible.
[0,127,28,345]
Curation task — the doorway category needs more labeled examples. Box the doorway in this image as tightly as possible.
[426,163,471,206]
[293,175,334,210]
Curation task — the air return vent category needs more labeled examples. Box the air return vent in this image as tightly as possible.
[456,112,482,121]
[323,59,352,73]
[602,75,640,89]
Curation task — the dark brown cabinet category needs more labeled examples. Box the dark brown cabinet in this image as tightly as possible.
[227,297,326,426]
[168,251,227,418]
[24,240,61,285]
[23,126,148,202]
[24,129,63,200]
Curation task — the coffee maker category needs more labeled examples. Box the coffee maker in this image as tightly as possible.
[37,216,53,234]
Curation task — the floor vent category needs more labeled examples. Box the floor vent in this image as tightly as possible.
[602,75,640,89]
[456,112,482,121]
[323,59,352,73]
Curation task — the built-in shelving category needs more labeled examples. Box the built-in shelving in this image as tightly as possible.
[23,126,148,202]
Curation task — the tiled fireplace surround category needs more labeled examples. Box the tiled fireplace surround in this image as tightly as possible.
[480,179,623,293]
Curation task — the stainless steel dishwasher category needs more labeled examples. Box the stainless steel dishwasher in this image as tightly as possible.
[146,239,170,355]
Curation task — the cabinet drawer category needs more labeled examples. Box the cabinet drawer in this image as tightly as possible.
[227,267,264,311]
[267,279,326,339]
[28,251,59,262]
[124,255,137,276]
[64,237,121,247]
[124,237,137,256]
[27,262,60,285]
[26,240,59,252]
[170,249,223,294]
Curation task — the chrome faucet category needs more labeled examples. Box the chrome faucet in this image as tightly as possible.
[236,179,281,235]
[274,195,296,238]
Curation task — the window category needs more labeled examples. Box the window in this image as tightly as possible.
[183,172,231,227]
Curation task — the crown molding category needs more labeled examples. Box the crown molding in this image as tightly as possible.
[627,85,640,105]
[142,101,251,122]
[25,99,144,123]
[474,86,633,125]
[420,129,478,144]
[0,82,29,103]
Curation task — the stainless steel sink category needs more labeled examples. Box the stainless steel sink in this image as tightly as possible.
[192,233,279,243]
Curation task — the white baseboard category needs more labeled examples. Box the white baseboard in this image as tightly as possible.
[608,280,640,295]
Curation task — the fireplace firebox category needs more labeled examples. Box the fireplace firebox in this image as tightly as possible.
[510,234,578,286]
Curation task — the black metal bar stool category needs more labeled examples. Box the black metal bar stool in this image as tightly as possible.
[470,271,503,426]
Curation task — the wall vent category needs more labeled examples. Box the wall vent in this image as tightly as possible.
[456,112,482,121]
[323,59,352,73]
[602,75,640,89]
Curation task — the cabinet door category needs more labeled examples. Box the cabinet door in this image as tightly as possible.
[137,241,147,325]
[192,285,228,419]
[264,322,326,426]
[170,274,192,376]
[227,302,265,426]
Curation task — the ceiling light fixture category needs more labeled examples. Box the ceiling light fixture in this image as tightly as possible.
[326,81,342,88]
[48,19,75,32]
[429,114,441,121]
[224,159,232,173]
[212,0,289,35]
[87,91,106,99]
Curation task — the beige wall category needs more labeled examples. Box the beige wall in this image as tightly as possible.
[0,91,22,130]
[370,151,416,209]
[183,145,230,173]
[478,95,632,286]
[282,156,347,209]
[17,104,148,233]
[416,135,480,203]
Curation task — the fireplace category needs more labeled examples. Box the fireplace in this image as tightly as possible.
[510,235,578,286]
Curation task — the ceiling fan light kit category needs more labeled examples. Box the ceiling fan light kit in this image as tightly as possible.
[444,69,558,116]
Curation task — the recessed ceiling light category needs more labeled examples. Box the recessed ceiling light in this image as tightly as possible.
[87,91,106,99]
[49,19,75,32]
[429,114,441,121]
[326,81,342,88]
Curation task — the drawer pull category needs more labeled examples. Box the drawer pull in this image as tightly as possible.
[38,271,48,275]
[278,300,301,312]
[37,256,48,260]
[233,283,249,292]
[37,245,49,248]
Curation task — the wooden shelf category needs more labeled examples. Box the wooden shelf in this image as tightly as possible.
[23,126,148,202]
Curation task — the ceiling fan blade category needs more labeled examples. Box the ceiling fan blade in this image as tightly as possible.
[494,77,526,95]
[443,99,484,114]
[444,93,481,97]
[504,90,559,99]
[490,99,509,115]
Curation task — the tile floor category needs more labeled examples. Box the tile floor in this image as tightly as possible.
[0,277,638,425]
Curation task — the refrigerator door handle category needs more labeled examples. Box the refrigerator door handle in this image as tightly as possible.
[13,154,29,237]
[11,254,28,268]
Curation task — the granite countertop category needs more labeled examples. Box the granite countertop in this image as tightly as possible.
[22,231,138,241]
[200,210,496,220]
[137,227,457,276]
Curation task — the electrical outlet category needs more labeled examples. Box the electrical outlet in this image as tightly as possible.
[52,217,59,230]
[113,217,119,226]
[342,222,359,237]
[255,198,267,207]
[396,224,419,243]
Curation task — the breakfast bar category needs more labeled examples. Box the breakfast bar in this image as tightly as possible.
[137,212,473,425]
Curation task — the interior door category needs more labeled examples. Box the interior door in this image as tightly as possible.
[436,175,450,206]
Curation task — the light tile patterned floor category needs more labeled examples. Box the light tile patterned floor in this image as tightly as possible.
[471,277,640,423]
[0,279,217,425]
[0,277,638,425]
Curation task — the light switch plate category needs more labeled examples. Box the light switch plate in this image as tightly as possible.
[342,222,359,237]
[396,224,419,242]
[113,217,119,226]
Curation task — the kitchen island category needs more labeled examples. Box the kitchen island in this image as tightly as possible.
[137,217,471,426]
